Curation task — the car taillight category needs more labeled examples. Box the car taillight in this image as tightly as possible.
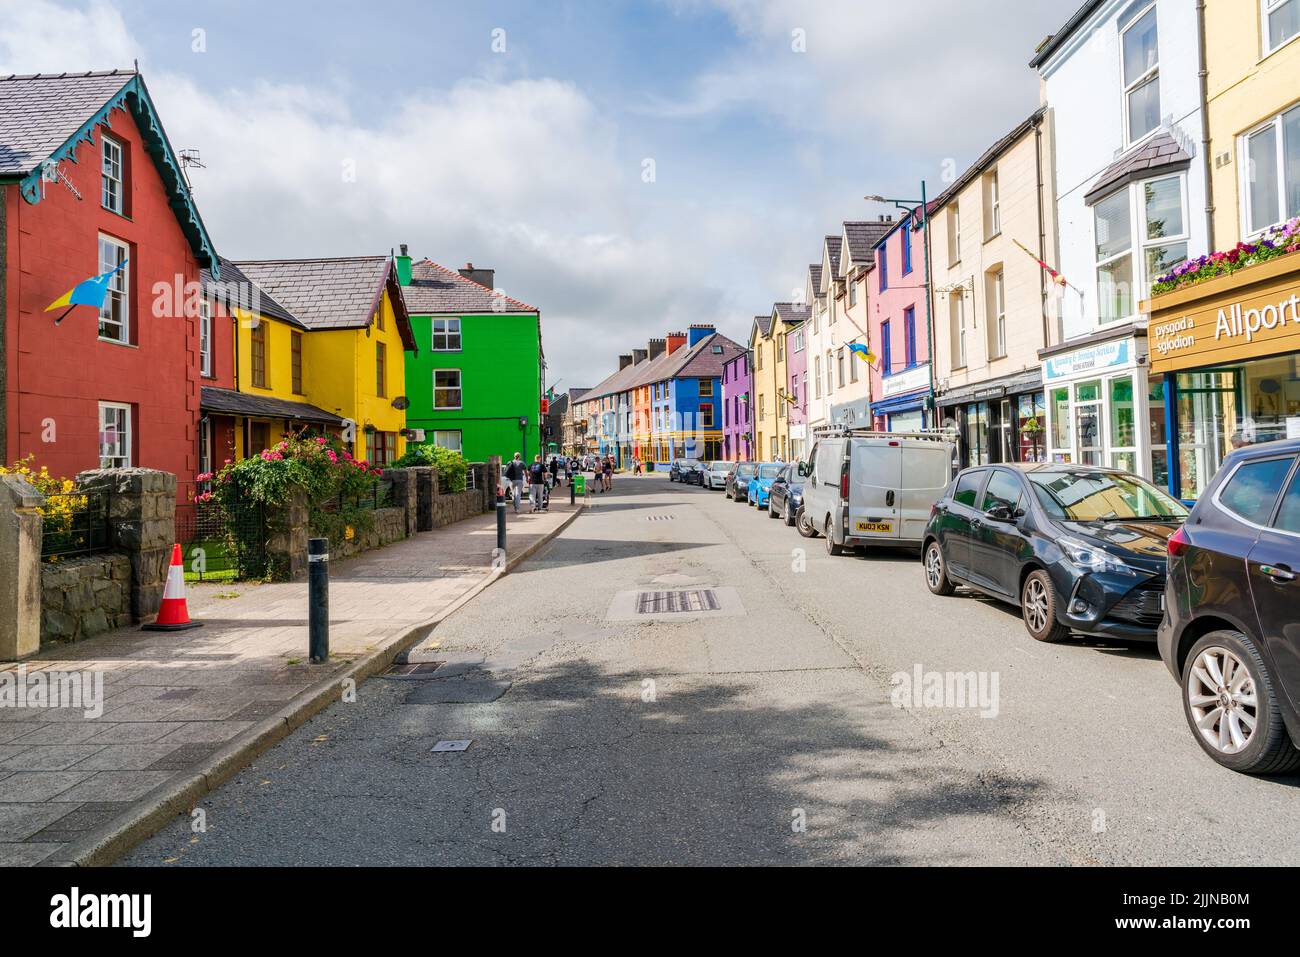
[840,470,849,500]
[1167,525,1190,558]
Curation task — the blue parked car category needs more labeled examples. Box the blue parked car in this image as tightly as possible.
[746,463,785,508]
[766,464,804,526]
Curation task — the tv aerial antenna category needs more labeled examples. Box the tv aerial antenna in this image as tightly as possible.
[40,160,82,201]
[179,148,205,189]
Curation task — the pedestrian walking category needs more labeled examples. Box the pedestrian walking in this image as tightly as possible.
[504,453,525,513]
[528,455,547,512]
[603,455,614,491]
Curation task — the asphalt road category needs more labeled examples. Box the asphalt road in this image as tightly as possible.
[123,474,1300,866]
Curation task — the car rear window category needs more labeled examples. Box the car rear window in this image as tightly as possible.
[1218,456,1295,526]
[953,470,985,508]
[1275,466,1300,533]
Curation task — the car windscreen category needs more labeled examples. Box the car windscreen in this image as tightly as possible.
[757,465,782,479]
[1027,470,1189,522]
[735,465,756,477]
[708,462,730,470]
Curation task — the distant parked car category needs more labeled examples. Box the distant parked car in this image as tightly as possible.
[746,463,785,508]
[701,461,733,490]
[1158,438,1300,775]
[767,464,804,525]
[669,459,701,483]
[726,463,758,501]
[922,464,1186,644]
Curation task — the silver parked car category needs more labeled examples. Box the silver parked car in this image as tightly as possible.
[701,461,733,490]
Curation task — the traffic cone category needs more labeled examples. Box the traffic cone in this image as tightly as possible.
[142,544,203,631]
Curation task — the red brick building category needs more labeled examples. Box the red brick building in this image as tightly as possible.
[0,70,220,486]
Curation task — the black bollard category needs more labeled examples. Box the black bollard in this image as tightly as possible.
[308,538,329,663]
[496,489,507,554]
[570,479,576,505]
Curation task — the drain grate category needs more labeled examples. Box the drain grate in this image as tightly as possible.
[384,662,444,678]
[646,514,675,522]
[636,589,720,614]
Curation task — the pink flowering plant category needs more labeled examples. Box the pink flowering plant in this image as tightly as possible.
[1152,217,1300,296]
[211,433,380,510]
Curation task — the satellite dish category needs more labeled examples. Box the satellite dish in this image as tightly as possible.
[391,395,410,410]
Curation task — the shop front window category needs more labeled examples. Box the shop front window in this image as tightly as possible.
[965,402,989,466]
[1075,380,1103,466]
[1149,378,1169,490]
[1109,376,1138,472]
[1018,392,1047,463]
[1050,387,1072,462]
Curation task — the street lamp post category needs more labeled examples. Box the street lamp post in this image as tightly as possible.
[865,183,936,427]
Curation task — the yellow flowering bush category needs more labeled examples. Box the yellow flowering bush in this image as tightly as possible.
[0,457,89,559]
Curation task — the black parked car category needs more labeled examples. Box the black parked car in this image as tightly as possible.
[922,464,1187,643]
[668,459,702,483]
[1158,438,1300,775]
[767,465,805,526]
[725,462,758,501]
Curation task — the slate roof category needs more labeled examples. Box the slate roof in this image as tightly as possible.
[752,314,772,338]
[200,386,344,426]
[824,235,844,276]
[773,302,811,326]
[932,108,1048,212]
[578,331,745,403]
[404,259,538,315]
[201,257,303,328]
[842,221,895,266]
[1083,130,1192,206]
[808,263,824,298]
[232,256,417,352]
[0,70,136,176]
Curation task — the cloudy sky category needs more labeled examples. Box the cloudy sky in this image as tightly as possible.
[2,0,1080,390]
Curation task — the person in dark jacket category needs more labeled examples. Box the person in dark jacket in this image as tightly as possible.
[504,453,525,513]
[528,455,547,512]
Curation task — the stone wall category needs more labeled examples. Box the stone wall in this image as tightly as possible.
[40,554,131,644]
[327,506,408,561]
[431,490,484,528]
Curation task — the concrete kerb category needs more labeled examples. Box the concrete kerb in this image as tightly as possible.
[39,503,585,867]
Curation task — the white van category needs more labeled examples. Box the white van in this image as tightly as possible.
[799,429,957,554]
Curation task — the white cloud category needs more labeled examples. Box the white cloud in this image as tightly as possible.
[0,0,140,73]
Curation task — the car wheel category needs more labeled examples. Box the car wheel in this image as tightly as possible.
[797,507,817,538]
[1182,630,1300,775]
[923,541,955,596]
[1020,570,1069,643]
[824,517,844,556]
[784,502,795,526]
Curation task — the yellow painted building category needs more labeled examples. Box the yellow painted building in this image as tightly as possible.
[201,255,417,465]
[749,302,808,461]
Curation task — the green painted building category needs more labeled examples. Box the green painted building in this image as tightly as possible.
[396,251,543,463]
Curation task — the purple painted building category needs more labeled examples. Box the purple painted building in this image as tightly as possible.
[722,350,751,461]
[784,320,809,461]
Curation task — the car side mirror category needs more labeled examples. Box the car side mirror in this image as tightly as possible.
[985,504,1014,522]
[797,463,808,477]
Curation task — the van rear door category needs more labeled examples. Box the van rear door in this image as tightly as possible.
[899,443,956,541]
[848,440,902,540]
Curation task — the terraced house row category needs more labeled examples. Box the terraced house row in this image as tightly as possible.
[735,0,1300,505]
[0,69,544,493]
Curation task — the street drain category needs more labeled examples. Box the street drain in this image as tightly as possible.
[383,662,444,678]
[646,514,675,521]
[636,589,720,614]
[431,739,472,752]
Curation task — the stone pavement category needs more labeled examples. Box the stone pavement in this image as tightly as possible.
[0,496,581,866]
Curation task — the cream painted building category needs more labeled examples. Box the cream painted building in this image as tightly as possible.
[929,107,1059,467]
[750,302,809,461]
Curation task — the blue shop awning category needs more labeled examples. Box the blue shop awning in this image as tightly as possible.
[870,391,927,415]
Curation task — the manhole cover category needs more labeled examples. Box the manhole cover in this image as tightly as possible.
[431,739,472,752]
[636,589,720,614]
[383,662,444,678]
[646,514,675,521]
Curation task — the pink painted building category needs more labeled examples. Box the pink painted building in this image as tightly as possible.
[868,209,934,432]
[784,320,809,460]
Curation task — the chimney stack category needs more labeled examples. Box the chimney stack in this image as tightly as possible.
[647,338,666,360]
[687,323,715,347]
[618,354,634,370]
[458,262,496,289]
[632,348,648,364]
[665,331,688,354]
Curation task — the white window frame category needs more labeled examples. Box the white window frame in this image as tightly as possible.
[952,294,968,368]
[1240,103,1300,237]
[101,133,124,214]
[98,402,132,468]
[794,330,804,352]
[433,368,463,410]
[1120,2,1161,148]
[1263,0,1300,56]
[1139,172,1190,290]
[990,269,1007,359]
[848,280,857,307]
[433,429,462,451]
[947,205,961,266]
[837,347,846,388]
[986,170,1001,239]
[1095,173,1189,326]
[199,299,212,376]
[814,356,822,398]
[97,234,130,344]
[431,317,462,351]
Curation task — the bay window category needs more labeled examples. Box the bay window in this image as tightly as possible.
[1095,173,1187,324]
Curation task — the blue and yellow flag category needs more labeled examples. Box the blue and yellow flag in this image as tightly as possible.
[45,259,128,323]
[847,342,876,365]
